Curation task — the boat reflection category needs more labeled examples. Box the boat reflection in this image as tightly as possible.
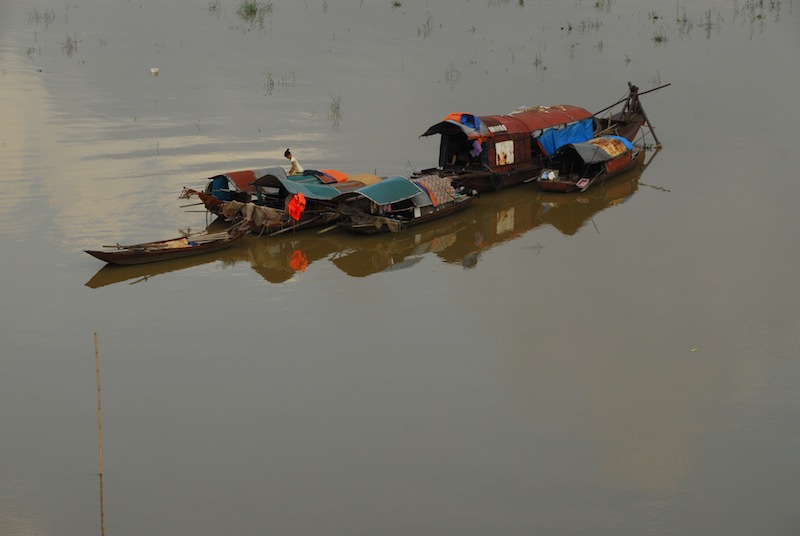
[537,148,660,235]
[86,150,658,287]
[84,219,243,288]
[84,250,242,288]
[244,231,345,283]
[437,148,659,267]
[331,219,469,277]
[240,220,471,281]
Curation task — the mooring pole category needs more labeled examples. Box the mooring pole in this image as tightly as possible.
[94,332,103,476]
[640,105,662,149]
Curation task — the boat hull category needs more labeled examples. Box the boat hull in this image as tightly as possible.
[338,197,475,235]
[245,209,340,236]
[85,228,245,265]
[449,169,539,193]
[537,148,643,193]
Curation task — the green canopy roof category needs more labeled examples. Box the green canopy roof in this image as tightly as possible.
[282,180,342,201]
[252,171,342,201]
[346,176,422,205]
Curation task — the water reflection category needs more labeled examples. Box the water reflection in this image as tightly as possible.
[331,219,466,277]
[85,249,237,289]
[443,148,659,264]
[86,151,657,287]
[537,152,650,236]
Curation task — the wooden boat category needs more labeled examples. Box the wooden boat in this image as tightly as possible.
[180,166,383,235]
[415,82,666,193]
[536,135,643,193]
[335,175,474,234]
[84,224,247,265]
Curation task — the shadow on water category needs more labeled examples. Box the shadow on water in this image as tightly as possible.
[86,150,660,287]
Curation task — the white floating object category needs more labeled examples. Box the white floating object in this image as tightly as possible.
[150,67,159,76]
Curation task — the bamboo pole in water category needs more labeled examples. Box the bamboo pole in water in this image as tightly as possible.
[99,473,106,536]
[94,332,103,476]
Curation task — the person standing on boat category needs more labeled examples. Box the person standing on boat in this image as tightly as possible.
[284,148,304,176]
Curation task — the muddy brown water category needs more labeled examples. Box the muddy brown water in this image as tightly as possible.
[2,1,799,535]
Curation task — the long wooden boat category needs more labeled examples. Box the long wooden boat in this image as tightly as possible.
[415,82,666,193]
[84,224,247,265]
[536,136,643,193]
[336,175,474,234]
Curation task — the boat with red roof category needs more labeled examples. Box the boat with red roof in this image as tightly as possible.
[416,82,666,193]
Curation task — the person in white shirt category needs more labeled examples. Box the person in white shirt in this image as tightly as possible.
[284,148,304,176]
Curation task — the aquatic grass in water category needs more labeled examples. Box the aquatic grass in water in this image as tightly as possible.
[263,72,295,95]
[62,33,77,57]
[703,9,723,38]
[533,51,545,71]
[733,0,781,36]
[327,95,342,130]
[649,70,663,88]
[237,0,273,28]
[28,8,55,26]
[562,19,603,35]
[417,13,433,38]
[445,63,460,90]
[593,0,612,14]
[652,30,667,44]
[263,73,275,95]
[676,4,694,36]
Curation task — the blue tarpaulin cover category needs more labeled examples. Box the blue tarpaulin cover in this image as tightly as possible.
[459,114,482,131]
[536,118,594,156]
[602,135,634,150]
[210,175,233,201]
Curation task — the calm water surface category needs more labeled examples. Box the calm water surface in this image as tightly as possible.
[1,1,799,535]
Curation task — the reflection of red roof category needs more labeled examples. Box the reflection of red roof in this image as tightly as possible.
[481,105,592,135]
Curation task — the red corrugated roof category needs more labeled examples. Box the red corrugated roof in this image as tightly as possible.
[480,105,592,135]
[226,170,258,192]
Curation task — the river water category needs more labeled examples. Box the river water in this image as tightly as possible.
[1,1,799,534]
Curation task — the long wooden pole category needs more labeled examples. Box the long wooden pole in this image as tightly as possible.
[94,332,103,476]
[593,82,671,115]
[99,473,106,536]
